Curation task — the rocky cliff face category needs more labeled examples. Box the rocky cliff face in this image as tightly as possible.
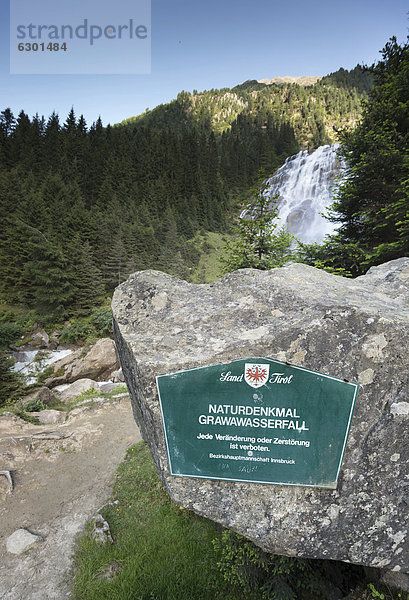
[112,258,409,577]
[257,76,322,86]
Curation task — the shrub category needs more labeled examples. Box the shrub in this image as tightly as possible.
[90,307,113,337]
[0,322,23,349]
[0,351,26,407]
[36,365,55,384]
[59,319,95,343]
[212,530,318,600]
[22,398,47,412]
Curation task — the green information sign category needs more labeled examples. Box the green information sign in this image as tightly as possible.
[156,358,359,489]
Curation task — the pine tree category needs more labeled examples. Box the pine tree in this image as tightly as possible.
[42,111,61,172]
[68,238,105,314]
[220,172,294,273]
[102,237,129,291]
[319,36,409,274]
[0,352,25,407]
[23,235,75,318]
[0,108,16,168]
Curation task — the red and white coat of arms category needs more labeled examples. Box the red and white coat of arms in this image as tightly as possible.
[244,363,270,388]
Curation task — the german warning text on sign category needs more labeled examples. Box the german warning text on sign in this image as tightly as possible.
[156,358,359,489]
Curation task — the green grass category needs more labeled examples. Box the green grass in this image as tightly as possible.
[190,231,235,283]
[33,384,129,415]
[72,442,235,600]
[0,384,129,424]
[71,442,409,600]
[71,384,128,402]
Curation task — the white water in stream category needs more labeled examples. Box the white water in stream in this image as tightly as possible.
[265,143,344,244]
[12,348,73,384]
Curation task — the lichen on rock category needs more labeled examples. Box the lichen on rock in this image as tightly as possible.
[112,258,409,577]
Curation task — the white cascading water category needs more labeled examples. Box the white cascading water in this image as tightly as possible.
[264,143,344,244]
[12,348,73,384]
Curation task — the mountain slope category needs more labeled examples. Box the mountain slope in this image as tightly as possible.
[0,65,374,320]
[119,66,373,148]
[257,75,322,86]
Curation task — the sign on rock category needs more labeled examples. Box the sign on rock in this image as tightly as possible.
[156,358,359,489]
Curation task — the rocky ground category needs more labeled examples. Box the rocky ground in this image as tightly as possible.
[0,394,141,600]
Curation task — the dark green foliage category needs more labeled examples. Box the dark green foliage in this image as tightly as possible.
[0,66,371,315]
[312,36,409,275]
[59,319,96,344]
[296,239,365,277]
[22,236,76,318]
[212,530,374,600]
[0,307,38,338]
[36,365,55,384]
[321,65,375,93]
[220,174,294,273]
[0,322,22,349]
[58,307,112,343]
[0,110,234,312]
[0,352,25,407]
[212,530,318,600]
[22,397,47,412]
[68,239,105,315]
[90,307,113,337]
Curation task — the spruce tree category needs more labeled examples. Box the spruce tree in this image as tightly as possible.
[220,173,294,273]
[0,352,25,407]
[320,36,409,274]
[102,237,128,291]
[69,239,105,314]
[23,235,75,318]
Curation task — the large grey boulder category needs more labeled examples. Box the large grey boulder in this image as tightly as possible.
[112,258,409,577]
[45,339,119,387]
[69,338,118,382]
[57,378,99,402]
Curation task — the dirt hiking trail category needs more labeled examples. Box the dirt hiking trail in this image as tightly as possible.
[0,395,141,600]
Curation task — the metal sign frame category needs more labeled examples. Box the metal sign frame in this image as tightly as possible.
[156,358,359,489]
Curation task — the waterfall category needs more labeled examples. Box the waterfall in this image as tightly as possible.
[265,143,344,244]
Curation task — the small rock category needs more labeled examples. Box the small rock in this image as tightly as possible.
[391,402,409,416]
[30,328,50,348]
[0,470,13,493]
[44,339,119,386]
[91,514,113,545]
[110,368,124,382]
[31,409,65,424]
[6,529,43,554]
[57,378,99,402]
[66,407,87,418]
[43,348,82,387]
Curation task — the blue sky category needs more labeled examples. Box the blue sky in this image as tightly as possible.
[1,0,408,126]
